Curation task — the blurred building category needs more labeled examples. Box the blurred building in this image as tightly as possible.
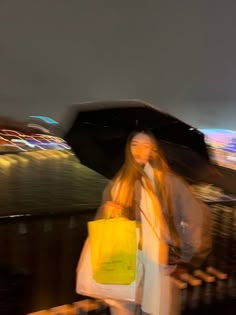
[200,129,236,171]
[27,116,62,136]
[0,116,70,153]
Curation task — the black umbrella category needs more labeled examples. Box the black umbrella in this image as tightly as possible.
[64,100,216,182]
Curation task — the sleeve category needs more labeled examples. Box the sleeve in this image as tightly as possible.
[168,174,212,267]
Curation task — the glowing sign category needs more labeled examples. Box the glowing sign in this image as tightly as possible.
[11,139,35,148]
[27,123,51,134]
[30,116,59,124]
[0,129,70,152]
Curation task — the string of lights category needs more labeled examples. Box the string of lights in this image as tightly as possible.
[0,128,71,153]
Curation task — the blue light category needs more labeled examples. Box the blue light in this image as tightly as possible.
[30,116,59,124]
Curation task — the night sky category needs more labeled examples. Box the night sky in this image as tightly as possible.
[0,0,235,130]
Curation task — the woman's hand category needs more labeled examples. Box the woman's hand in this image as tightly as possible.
[103,201,123,218]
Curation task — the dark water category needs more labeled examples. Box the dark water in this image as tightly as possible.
[0,150,108,313]
[0,150,108,216]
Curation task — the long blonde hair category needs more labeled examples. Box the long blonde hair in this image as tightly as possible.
[106,131,173,241]
[111,130,171,209]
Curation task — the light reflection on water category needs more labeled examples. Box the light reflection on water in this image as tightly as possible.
[0,150,108,216]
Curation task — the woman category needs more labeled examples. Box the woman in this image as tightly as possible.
[79,130,211,315]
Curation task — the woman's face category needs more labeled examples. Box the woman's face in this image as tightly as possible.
[130,133,153,165]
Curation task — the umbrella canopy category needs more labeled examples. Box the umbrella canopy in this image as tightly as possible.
[64,100,215,181]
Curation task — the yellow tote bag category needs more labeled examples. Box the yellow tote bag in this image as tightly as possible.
[88,217,137,285]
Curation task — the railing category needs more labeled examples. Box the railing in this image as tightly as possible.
[1,200,236,314]
[0,209,96,314]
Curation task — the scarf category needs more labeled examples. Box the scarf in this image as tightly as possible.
[110,163,171,314]
[140,163,171,315]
